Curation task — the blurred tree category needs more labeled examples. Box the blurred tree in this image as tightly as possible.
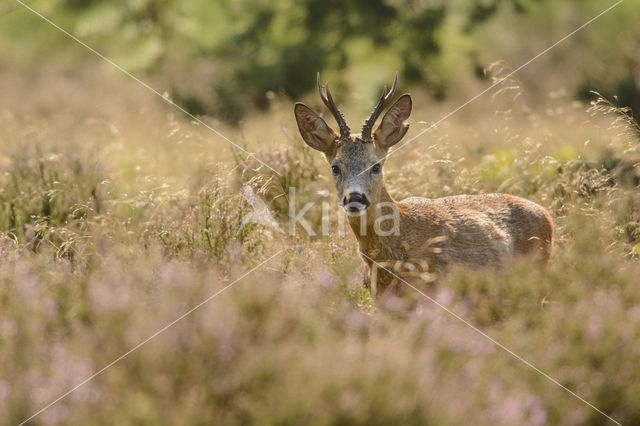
[57,0,449,123]
[203,0,436,122]
[3,0,638,124]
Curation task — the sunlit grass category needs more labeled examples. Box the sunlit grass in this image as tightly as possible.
[1,66,639,425]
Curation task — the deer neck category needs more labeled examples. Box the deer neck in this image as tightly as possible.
[346,183,403,252]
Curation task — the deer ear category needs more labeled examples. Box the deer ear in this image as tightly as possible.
[374,94,411,150]
[294,103,338,155]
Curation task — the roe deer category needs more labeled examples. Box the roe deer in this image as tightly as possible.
[294,74,553,296]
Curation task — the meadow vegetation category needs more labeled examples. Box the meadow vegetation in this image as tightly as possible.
[1,1,640,425]
[1,60,639,424]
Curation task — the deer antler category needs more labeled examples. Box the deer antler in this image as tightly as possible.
[360,72,398,142]
[317,73,350,140]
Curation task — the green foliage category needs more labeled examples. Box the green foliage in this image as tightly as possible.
[4,0,638,123]
[0,149,102,260]
[204,0,445,121]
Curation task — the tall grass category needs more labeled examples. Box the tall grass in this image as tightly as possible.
[1,68,639,425]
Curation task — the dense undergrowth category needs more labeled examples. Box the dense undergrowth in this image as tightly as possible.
[1,68,640,425]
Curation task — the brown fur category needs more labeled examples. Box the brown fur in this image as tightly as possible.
[295,79,553,296]
[349,187,553,293]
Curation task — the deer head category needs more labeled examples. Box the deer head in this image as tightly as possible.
[294,73,412,217]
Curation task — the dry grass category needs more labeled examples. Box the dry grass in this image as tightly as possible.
[1,65,640,425]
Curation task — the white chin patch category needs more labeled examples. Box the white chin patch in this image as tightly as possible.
[344,203,367,217]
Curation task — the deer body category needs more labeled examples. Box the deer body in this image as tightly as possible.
[348,189,552,293]
[295,74,553,295]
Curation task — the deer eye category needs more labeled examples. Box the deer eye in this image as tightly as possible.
[331,165,340,176]
[371,163,381,174]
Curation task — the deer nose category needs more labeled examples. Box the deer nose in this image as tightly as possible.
[344,192,370,208]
